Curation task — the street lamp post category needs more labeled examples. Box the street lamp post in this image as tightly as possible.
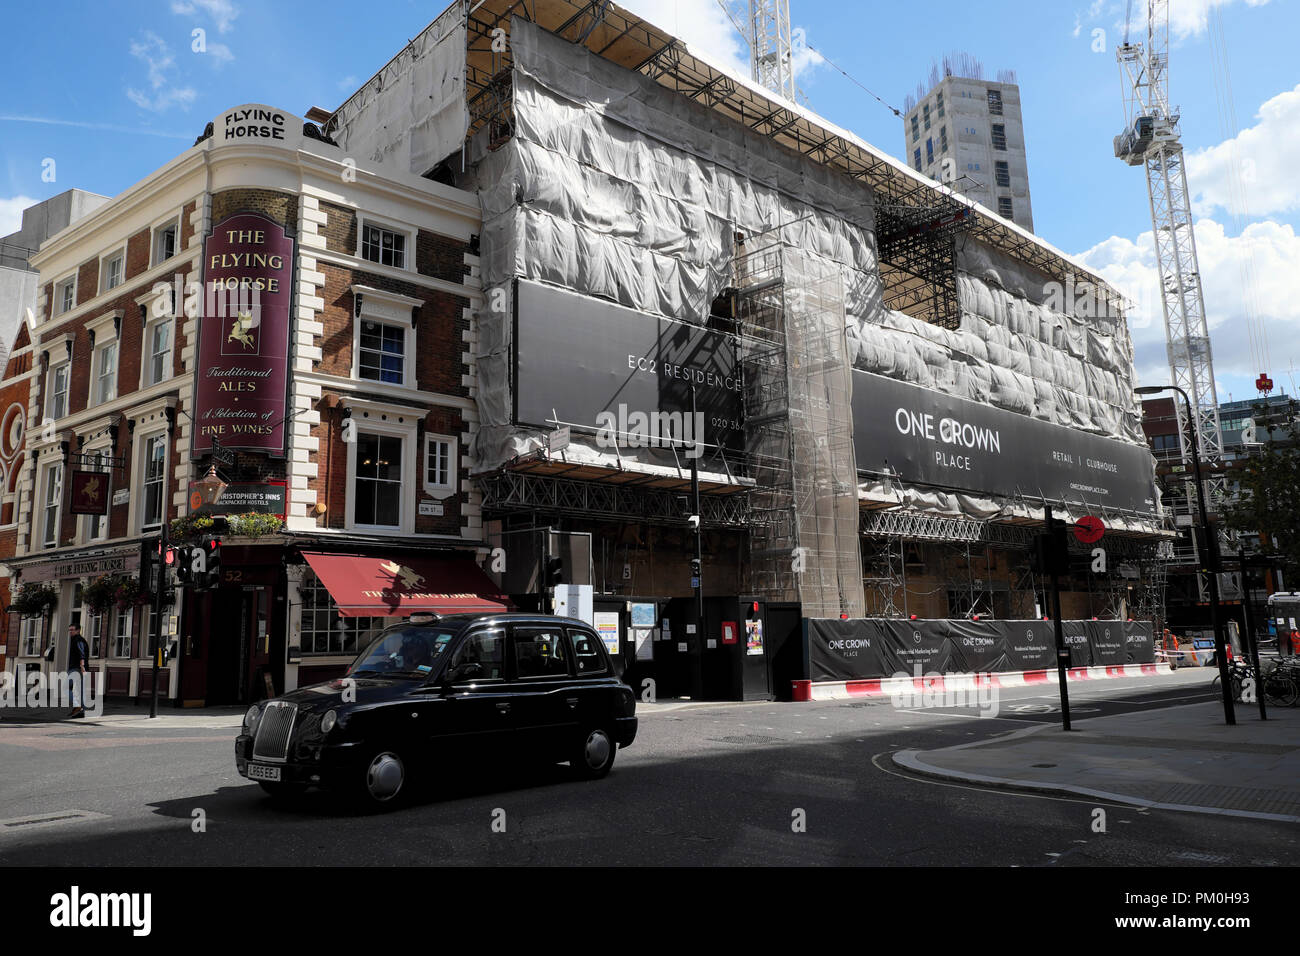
[1136,384,1235,725]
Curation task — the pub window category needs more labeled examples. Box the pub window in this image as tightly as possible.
[47,361,70,420]
[95,339,118,404]
[360,223,406,269]
[55,276,76,315]
[424,434,456,496]
[299,568,386,656]
[353,432,403,528]
[87,610,105,658]
[41,461,63,549]
[139,433,168,532]
[144,318,172,386]
[112,608,132,658]
[152,219,178,266]
[101,251,125,293]
[21,617,42,657]
[357,320,405,384]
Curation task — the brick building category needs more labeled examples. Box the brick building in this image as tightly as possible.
[2,103,503,706]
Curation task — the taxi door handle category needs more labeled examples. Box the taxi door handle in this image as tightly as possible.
[565,697,579,709]
[496,702,511,714]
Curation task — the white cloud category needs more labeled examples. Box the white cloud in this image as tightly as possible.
[618,0,749,76]
[1079,0,1269,45]
[126,32,197,112]
[207,42,235,66]
[1187,84,1300,218]
[0,195,39,237]
[1077,218,1300,385]
[617,0,823,87]
[171,0,239,33]
[337,75,358,92]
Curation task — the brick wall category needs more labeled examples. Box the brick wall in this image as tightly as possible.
[211,188,295,232]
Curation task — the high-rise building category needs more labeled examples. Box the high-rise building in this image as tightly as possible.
[903,63,1034,233]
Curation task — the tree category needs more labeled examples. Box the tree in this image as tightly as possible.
[1223,397,1300,579]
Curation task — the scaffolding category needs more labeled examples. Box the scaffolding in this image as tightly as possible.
[735,237,865,617]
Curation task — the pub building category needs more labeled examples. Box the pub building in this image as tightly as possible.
[1,104,505,706]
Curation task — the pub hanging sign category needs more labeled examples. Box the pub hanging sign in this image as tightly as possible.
[193,212,294,458]
[69,470,110,515]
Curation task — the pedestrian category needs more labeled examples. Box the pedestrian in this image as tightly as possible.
[67,623,89,719]
[1290,629,1300,658]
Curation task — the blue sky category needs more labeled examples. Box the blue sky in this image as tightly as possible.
[2,0,1296,403]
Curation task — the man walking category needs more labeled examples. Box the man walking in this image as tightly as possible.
[67,623,89,719]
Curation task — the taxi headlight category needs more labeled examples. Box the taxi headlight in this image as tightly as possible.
[243,704,261,733]
[321,709,338,734]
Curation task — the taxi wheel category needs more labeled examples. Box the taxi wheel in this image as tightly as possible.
[353,749,407,810]
[570,726,616,780]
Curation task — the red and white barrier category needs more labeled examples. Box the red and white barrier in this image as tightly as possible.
[790,662,1173,702]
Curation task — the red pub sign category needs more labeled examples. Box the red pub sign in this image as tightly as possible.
[194,212,294,457]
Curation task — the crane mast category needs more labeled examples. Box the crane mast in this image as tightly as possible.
[1115,0,1226,518]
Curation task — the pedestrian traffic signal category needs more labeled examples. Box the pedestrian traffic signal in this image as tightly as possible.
[138,537,164,592]
[1033,515,1070,577]
[199,535,222,589]
[544,555,564,588]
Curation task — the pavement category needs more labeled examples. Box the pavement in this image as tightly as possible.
[895,696,1300,824]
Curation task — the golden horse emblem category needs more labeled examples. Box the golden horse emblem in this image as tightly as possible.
[81,475,101,503]
[227,312,256,350]
[380,561,426,592]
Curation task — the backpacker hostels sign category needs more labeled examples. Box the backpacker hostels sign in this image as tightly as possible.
[193,212,294,457]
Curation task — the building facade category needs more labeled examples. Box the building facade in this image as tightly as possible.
[902,73,1035,232]
[3,104,501,705]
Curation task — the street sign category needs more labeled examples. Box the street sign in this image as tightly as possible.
[1074,515,1105,545]
[211,438,236,467]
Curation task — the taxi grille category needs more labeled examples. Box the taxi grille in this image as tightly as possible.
[252,701,297,761]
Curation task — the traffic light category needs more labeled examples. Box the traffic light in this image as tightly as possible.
[1033,516,1070,577]
[689,557,702,587]
[199,535,222,589]
[139,537,162,592]
[544,554,564,588]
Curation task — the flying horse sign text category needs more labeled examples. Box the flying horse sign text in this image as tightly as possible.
[193,212,294,457]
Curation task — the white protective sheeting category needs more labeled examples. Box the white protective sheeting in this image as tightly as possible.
[347,13,1155,526]
[331,5,468,176]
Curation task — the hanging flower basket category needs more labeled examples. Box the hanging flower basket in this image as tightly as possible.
[9,581,58,618]
[170,514,216,541]
[84,573,143,614]
[226,512,285,538]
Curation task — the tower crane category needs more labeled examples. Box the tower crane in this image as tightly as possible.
[1114,0,1226,517]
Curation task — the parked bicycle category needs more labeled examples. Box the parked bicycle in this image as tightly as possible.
[1211,658,1300,706]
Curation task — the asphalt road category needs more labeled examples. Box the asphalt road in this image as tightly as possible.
[1,669,1296,866]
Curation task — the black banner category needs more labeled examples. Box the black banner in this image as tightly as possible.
[851,371,1159,516]
[807,618,1155,681]
[514,279,743,456]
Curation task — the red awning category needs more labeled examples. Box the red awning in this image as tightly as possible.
[302,552,510,618]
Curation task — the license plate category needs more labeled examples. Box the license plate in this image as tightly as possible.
[247,763,282,782]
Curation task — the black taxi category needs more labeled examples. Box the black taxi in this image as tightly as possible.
[236,613,637,808]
